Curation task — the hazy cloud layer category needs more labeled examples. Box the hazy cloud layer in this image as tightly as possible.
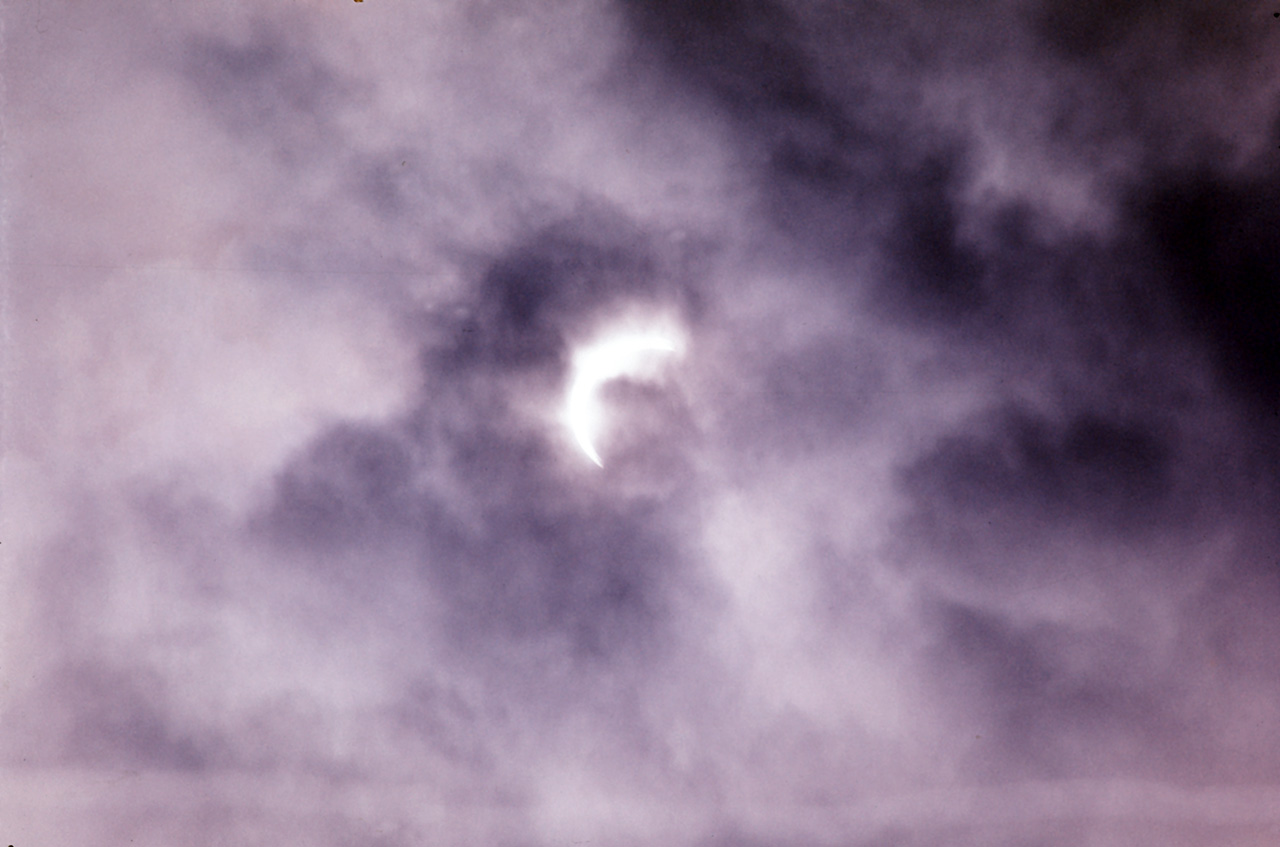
[4,1,1280,844]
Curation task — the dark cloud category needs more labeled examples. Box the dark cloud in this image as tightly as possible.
[263,423,426,549]
[1032,0,1253,64]
[182,22,348,145]
[900,406,1174,545]
[2,662,210,772]
[1137,170,1280,416]
[617,0,889,262]
[618,0,856,149]
[456,217,685,368]
[882,150,988,318]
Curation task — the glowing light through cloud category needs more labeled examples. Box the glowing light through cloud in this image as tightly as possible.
[564,324,686,467]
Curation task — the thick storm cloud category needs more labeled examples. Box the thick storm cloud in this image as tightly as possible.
[4,1,1280,845]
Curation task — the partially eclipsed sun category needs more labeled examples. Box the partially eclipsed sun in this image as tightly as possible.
[565,327,685,467]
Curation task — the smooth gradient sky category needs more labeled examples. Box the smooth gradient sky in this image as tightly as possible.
[4,1,1280,844]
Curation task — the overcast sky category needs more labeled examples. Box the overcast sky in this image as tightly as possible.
[4,1,1280,844]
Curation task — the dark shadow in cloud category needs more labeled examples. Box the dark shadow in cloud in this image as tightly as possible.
[59,664,210,771]
[444,213,702,372]
[1032,0,1252,64]
[181,19,351,159]
[873,194,1160,342]
[901,406,1173,546]
[1026,0,1272,180]
[1138,170,1280,418]
[884,150,987,319]
[615,0,869,209]
[7,663,212,772]
[893,406,1179,599]
[265,424,431,552]
[617,0,999,324]
[618,0,843,124]
[618,0,1279,370]
[1032,0,1155,59]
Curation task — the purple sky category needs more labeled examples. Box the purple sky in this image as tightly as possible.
[4,1,1280,844]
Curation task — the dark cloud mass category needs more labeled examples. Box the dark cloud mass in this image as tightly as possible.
[5,0,1280,844]
[1140,170,1280,413]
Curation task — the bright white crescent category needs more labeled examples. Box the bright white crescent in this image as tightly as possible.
[565,331,683,467]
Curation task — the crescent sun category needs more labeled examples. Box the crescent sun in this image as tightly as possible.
[565,332,682,467]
